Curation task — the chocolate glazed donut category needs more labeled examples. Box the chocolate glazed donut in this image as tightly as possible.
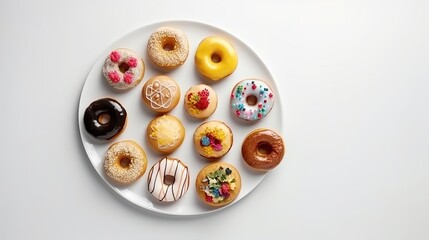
[241,129,285,171]
[84,98,127,141]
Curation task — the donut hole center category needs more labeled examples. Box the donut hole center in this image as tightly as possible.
[163,175,175,185]
[118,62,130,73]
[257,142,273,156]
[119,157,131,168]
[246,95,258,106]
[98,113,111,125]
[211,53,222,63]
[162,37,176,51]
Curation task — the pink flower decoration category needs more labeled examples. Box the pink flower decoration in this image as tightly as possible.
[123,72,133,84]
[212,143,223,151]
[108,71,120,83]
[127,57,138,68]
[110,51,121,62]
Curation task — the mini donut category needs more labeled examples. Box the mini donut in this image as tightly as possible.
[83,98,127,141]
[230,79,275,121]
[142,75,180,113]
[147,115,185,154]
[104,140,148,184]
[242,128,285,171]
[102,48,145,90]
[195,162,241,207]
[147,157,190,202]
[195,36,238,81]
[193,121,233,159]
[184,84,218,119]
[147,27,189,70]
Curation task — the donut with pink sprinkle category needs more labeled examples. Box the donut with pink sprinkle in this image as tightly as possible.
[102,48,145,90]
[230,79,275,121]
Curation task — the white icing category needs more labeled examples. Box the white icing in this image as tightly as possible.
[149,117,181,149]
[147,157,190,202]
[102,48,144,90]
[145,80,177,109]
[230,79,275,121]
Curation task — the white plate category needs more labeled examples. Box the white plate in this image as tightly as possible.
[78,20,284,216]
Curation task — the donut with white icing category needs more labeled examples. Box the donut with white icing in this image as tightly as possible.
[230,79,275,121]
[102,48,145,90]
[147,157,190,202]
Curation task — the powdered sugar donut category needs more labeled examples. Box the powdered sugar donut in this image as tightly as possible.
[230,79,275,121]
[102,48,145,90]
[147,157,190,202]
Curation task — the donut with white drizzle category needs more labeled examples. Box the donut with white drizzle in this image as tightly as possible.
[102,48,145,90]
[230,79,275,121]
[147,157,190,202]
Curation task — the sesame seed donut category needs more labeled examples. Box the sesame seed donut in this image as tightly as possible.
[230,79,275,121]
[193,121,233,159]
[195,36,238,81]
[147,157,190,202]
[102,48,145,90]
[242,129,285,171]
[147,27,189,70]
[83,98,127,141]
[104,140,148,184]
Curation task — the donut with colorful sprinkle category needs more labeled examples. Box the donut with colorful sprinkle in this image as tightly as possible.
[102,48,145,90]
[230,79,275,121]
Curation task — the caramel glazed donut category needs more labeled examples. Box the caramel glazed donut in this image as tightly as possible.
[242,129,285,171]
[147,157,190,202]
[83,98,127,141]
[147,27,189,69]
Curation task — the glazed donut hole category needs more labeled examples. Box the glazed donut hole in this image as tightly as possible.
[257,141,273,156]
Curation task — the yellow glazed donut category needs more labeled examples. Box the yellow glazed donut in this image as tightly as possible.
[195,36,238,81]
[147,27,189,70]
[104,140,148,184]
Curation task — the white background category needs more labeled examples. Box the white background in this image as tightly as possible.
[1,0,428,239]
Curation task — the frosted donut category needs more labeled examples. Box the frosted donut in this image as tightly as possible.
[83,98,127,141]
[147,115,185,154]
[141,75,180,113]
[102,48,145,90]
[242,129,285,171]
[104,140,148,184]
[195,36,238,81]
[195,162,241,207]
[193,121,233,159]
[147,157,190,202]
[230,79,275,121]
[147,27,189,69]
[184,84,218,119]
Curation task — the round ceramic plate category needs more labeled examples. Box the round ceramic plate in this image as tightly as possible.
[78,20,283,216]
